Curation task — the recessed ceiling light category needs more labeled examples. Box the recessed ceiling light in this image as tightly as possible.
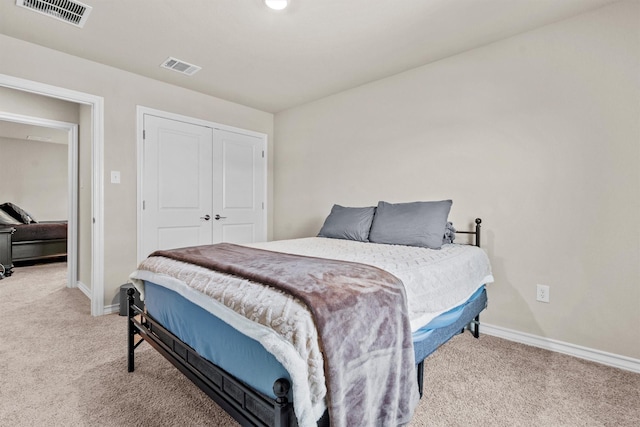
[265,0,288,11]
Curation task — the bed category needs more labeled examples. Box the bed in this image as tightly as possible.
[127,200,493,427]
[10,221,68,263]
[0,202,67,266]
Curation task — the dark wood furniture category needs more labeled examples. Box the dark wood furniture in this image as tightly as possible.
[12,237,67,262]
[0,227,15,278]
[10,222,67,263]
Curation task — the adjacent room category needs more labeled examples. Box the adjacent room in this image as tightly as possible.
[0,1,638,426]
[0,120,69,269]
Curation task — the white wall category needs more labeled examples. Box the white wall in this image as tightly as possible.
[0,136,68,220]
[0,85,80,122]
[273,1,640,359]
[0,85,77,221]
[0,34,274,307]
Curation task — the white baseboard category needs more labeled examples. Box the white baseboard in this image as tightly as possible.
[76,280,120,314]
[482,323,640,374]
[76,281,91,299]
[76,281,119,314]
[103,304,120,315]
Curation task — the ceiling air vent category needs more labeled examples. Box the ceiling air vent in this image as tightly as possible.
[16,0,92,28]
[160,57,202,76]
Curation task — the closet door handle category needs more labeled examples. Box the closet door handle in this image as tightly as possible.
[214,214,227,220]
[200,214,211,221]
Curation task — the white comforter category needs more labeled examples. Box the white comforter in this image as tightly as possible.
[249,238,494,331]
[130,237,493,427]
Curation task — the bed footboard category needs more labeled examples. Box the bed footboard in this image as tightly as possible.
[126,289,296,427]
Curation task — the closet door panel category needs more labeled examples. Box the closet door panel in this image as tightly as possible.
[212,129,265,244]
[141,115,213,258]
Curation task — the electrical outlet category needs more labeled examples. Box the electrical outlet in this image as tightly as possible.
[536,284,550,303]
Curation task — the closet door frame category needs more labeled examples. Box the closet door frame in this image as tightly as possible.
[136,106,268,263]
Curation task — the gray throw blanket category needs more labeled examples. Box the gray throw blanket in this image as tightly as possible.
[151,243,419,426]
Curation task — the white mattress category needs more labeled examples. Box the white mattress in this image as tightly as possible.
[247,237,494,332]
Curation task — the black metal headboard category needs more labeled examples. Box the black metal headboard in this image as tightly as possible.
[455,218,482,248]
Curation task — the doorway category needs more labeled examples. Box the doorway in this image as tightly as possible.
[0,73,105,316]
[0,114,77,288]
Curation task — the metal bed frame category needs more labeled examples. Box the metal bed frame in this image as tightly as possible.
[127,218,486,427]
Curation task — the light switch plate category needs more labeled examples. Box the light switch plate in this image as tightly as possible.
[111,171,121,184]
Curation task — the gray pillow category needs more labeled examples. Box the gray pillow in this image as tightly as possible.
[368,200,453,249]
[317,205,376,242]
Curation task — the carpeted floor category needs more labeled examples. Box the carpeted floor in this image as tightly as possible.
[1,262,638,426]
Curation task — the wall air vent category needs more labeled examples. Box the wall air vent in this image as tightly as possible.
[16,0,92,28]
[160,57,202,76]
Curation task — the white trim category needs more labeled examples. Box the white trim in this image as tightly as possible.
[262,133,269,242]
[67,124,79,289]
[138,106,267,139]
[482,323,640,373]
[136,107,145,264]
[77,280,91,299]
[0,112,78,289]
[103,303,120,315]
[92,95,105,316]
[136,106,268,263]
[0,73,105,316]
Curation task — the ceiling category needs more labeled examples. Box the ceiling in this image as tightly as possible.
[0,0,618,113]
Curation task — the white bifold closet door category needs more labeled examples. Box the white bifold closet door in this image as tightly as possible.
[141,114,265,259]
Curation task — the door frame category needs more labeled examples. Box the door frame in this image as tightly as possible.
[0,112,78,290]
[136,106,268,263]
[0,73,105,316]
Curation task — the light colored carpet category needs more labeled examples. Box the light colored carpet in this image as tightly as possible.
[0,262,638,426]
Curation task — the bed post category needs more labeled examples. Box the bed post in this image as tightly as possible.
[416,361,425,398]
[473,218,482,338]
[127,287,136,373]
[456,218,482,247]
[472,315,480,338]
[273,378,293,426]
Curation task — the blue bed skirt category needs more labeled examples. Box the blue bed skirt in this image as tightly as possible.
[413,286,487,363]
[145,281,290,399]
[144,281,487,399]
